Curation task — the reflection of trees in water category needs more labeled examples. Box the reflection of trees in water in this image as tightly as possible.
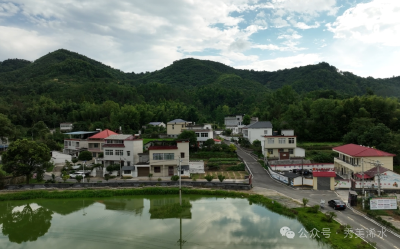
[149,198,192,219]
[1,204,53,244]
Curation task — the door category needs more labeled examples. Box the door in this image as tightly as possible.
[168,166,174,176]
[138,167,149,177]
[279,152,290,160]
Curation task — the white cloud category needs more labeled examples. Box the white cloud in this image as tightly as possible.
[237,53,321,71]
[271,0,338,16]
[326,0,400,47]
[278,31,302,40]
[0,2,19,17]
[294,22,320,29]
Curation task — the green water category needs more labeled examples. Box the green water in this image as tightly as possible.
[0,195,329,249]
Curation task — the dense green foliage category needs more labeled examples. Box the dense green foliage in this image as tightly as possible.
[78,151,92,161]
[1,49,400,165]
[226,163,246,171]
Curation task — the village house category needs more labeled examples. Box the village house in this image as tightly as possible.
[135,140,190,177]
[166,119,193,138]
[87,129,117,158]
[243,121,273,144]
[148,122,166,128]
[183,123,213,146]
[102,134,143,173]
[332,144,395,178]
[63,131,98,156]
[224,114,245,134]
[60,122,73,132]
[262,129,305,159]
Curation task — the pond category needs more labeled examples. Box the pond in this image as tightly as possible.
[0,195,329,249]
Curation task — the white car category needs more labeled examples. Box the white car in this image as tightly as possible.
[69,172,85,179]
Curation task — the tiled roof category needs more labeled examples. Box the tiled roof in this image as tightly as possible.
[89,129,117,139]
[243,121,273,129]
[149,146,178,150]
[313,172,336,177]
[333,144,395,157]
[365,166,390,177]
[168,119,187,124]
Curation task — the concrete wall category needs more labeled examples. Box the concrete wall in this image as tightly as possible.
[50,151,72,164]
[189,161,205,173]
[294,147,305,157]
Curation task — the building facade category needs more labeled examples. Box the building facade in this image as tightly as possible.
[243,121,273,144]
[102,134,143,168]
[332,144,395,178]
[167,119,193,138]
[60,123,73,132]
[87,129,117,158]
[183,123,213,146]
[262,129,305,159]
[224,115,245,134]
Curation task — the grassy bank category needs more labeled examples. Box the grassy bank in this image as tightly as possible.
[0,188,373,248]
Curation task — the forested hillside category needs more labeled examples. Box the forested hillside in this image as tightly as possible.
[1,48,400,164]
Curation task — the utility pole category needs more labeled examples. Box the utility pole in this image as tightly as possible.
[301,158,304,186]
[362,158,365,209]
[377,160,382,197]
[179,156,182,206]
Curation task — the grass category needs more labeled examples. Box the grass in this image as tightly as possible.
[46,164,55,172]
[0,188,373,249]
[143,138,174,144]
[298,142,343,147]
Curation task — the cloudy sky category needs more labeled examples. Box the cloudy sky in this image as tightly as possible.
[0,0,399,78]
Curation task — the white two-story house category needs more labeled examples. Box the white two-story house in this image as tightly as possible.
[102,134,143,169]
[184,123,213,146]
[243,121,273,144]
[262,129,305,159]
[135,140,190,178]
[224,115,245,134]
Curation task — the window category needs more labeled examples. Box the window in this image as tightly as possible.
[68,141,71,146]
[76,142,80,147]
[94,143,99,148]
[164,153,174,160]
[196,133,200,137]
[127,161,131,166]
[172,125,174,129]
[182,124,184,128]
[124,170,131,174]
[279,138,286,144]
[267,149,273,155]
[243,130,248,136]
[267,138,274,144]
[278,149,284,152]
[154,167,161,173]
[64,141,68,146]
[264,130,268,135]
[115,150,123,156]
[181,152,185,158]
[153,153,163,160]
[289,149,294,154]
[201,133,208,137]
[105,150,113,155]
[127,151,131,156]
[288,138,295,144]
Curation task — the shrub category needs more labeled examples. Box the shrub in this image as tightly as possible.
[158,178,162,182]
[98,152,104,158]
[207,163,220,170]
[302,198,309,207]
[192,174,199,181]
[204,174,214,182]
[218,174,226,182]
[78,151,92,161]
[104,174,110,182]
[322,211,337,222]
[62,173,70,183]
[76,175,83,183]
[86,177,91,182]
[148,173,153,180]
[208,158,239,161]
[171,175,179,181]
[72,158,78,164]
[226,163,245,171]
[308,205,320,213]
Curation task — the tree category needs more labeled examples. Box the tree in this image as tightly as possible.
[229,144,236,152]
[177,130,197,148]
[78,151,93,161]
[242,114,251,125]
[2,139,51,184]
[31,121,50,141]
[203,138,215,148]
[62,173,70,183]
[0,113,15,141]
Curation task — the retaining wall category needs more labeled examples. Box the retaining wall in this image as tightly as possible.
[4,181,251,191]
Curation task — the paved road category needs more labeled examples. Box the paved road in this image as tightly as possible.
[234,144,400,249]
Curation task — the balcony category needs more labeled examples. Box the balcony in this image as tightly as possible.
[334,157,360,173]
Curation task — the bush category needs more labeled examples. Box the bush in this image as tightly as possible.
[218,174,226,182]
[208,158,239,161]
[204,174,214,182]
[76,175,83,183]
[78,151,93,161]
[148,173,153,180]
[171,175,179,181]
[104,174,110,182]
[158,178,162,182]
[322,211,337,222]
[226,163,245,171]
[72,158,78,164]
[308,205,320,213]
[192,174,198,181]
[302,198,309,207]
[207,163,220,170]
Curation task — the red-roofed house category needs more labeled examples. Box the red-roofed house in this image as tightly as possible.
[332,144,395,178]
[87,129,118,158]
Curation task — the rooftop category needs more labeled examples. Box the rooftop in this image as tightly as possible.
[333,144,396,157]
[64,131,98,135]
[364,166,390,177]
[149,122,163,125]
[168,119,188,124]
[89,129,117,139]
[105,134,133,140]
[243,121,273,129]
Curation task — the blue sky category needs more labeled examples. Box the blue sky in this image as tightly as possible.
[0,0,399,78]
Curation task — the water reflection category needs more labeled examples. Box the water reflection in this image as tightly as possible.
[0,203,52,244]
[0,196,330,249]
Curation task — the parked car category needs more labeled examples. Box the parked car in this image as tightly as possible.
[69,172,85,179]
[328,200,347,210]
